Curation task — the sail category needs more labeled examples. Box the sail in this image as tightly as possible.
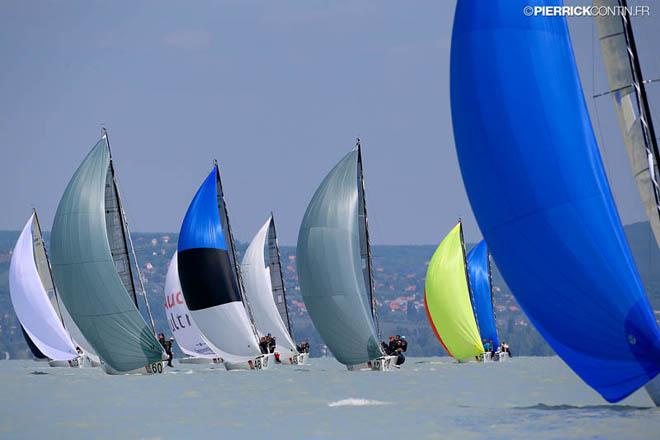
[297,149,382,366]
[21,325,47,360]
[467,241,499,348]
[424,223,484,361]
[104,166,139,306]
[594,0,660,250]
[32,211,99,362]
[450,0,660,402]
[164,253,218,358]
[9,214,78,360]
[241,217,298,357]
[266,216,294,338]
[50,137,164,372]
[177,167,261,362]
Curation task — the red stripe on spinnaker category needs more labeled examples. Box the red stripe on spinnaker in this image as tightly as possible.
[424,288,455,359]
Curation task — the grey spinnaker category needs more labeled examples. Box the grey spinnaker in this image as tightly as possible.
[50,136,164,373]
[296,148,383,366]
[595,0,660,248]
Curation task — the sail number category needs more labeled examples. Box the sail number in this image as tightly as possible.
[147,362,164,374]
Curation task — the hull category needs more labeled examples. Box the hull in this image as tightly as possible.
[101,360,166,375]
[178,357,223,365]
[224,354,273,371]
[48,356,88,368]
[346,356,399,371]
[479,351,510,363]
[277,351,306,365]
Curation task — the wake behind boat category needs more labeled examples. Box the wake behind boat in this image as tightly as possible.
[297,140,399,371]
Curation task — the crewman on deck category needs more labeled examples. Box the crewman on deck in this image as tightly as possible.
[158,333,174,367]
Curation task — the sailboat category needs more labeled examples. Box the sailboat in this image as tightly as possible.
[163,252,222,365]
[10,211,82,367]
[466,240,505,362]
[450,0,660,403]
[595,0,660,403]
[50,130,165,375]
[241,214,304,365]
[424,221,484,362]
[297,140,398,371]
[177,162,271,370]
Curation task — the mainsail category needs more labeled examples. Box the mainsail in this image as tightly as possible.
[10,214,78,361]
[50,136,164,373]
[467,241,499,348]
[595,0,660,249]
[164,253,218,358]
[297,147,383,367]
[450,0,660,402]
[266,214,294,339]
[424,222,484,361]
[241,216,298,358]
[177,165,261,363]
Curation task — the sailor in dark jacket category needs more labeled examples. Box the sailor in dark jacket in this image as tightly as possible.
[158,333,174,367]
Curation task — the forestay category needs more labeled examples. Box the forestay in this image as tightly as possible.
[50,137,164,373]
[450,0,660,402]
[467,241,499,348]
[10,214,78,361]
[424,223,483,361]
[297,149,383,366]
[241,216,298,357]
[164,252,218,358]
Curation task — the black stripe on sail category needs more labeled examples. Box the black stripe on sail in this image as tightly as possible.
[178,248,242,311]
[21,325,47,359]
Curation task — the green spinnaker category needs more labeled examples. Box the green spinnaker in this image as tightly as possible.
[50,138,163,373]
[424,222,484,361]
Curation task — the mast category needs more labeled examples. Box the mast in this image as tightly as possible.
[486,249,497,337]
[214,161,260,341]
[268,212,294,340]
[103,128,158,338]
[356,139,380,339]
[596,0,660,238]
[459,219,482,339]
[32,209,66,330]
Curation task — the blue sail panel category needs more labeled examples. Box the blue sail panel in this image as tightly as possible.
[467,241,499,348]
[451,0,660,402]
[178,169,227,252]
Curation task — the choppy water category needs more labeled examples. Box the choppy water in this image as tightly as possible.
[0,356,657,439]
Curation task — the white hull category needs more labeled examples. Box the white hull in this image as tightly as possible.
[224,354,273,371]
[346,356,399,371]
[278,352,308,365]
[479,351,510,363]
[101,360,166,375]
[178,357,223,365]
[48,356,83,368]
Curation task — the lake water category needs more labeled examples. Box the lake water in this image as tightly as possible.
[0,356,657,439]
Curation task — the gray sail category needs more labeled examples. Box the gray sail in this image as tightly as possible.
[595,0,660,248]
[266,216,294,339]
[297,149,383,366]
[50,137,163,373]
[104,166,139,306]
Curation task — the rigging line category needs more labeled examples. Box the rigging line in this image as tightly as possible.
[104,129,158,338]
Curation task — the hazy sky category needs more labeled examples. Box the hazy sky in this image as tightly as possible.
[1,1,658,245]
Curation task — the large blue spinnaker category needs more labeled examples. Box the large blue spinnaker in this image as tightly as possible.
[450,0,660,402]
[467,241,499,348]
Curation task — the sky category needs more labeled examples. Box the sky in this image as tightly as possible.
[1,0,659,245]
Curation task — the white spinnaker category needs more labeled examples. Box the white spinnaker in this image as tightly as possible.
[192,302,262,363]
[164,253,218,359]
[9,215,78,360]
[241,217,298,357]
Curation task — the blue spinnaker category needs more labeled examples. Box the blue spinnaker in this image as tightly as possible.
[467,241,499,348]
[450,0,660,402]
